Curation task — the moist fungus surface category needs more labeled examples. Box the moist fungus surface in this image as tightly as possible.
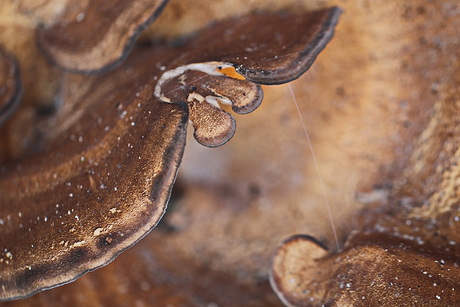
[271,232,460,307]
[2,0,458,306]
[0,7,341,301]
[269,3,460,302]
[36,0,169,73]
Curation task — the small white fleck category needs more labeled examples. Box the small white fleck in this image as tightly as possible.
[436,295,441,300]
[76,12,85,22]
[69,193,74,198]
[93,228,103,236]
[73,241,85,247]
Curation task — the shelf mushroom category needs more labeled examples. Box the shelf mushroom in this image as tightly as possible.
[0,7,342,301]
[36,0,169,73]
[271,233,460,306]
[270,82,460,306]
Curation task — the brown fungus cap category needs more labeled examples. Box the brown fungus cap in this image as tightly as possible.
[0,47,189,301]
[270,59,460,306]
[153,7,341,147]
[155,66,262,147]
[0,48,22,126]
[271,233,460,307]
[36,0,169,73]
[0,7,341,301]
[169,7,342,85]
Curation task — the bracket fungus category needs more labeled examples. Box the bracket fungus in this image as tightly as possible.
[152,6,341,147]
[270,51,460,305]
[154,62,263,147]
[36,0,169,73]
[271,233,460,306]
[0,6,342,301]
[0,48,22,126]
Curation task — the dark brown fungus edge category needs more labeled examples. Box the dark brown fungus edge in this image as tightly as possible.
[270,233,460,306]
[192,6,343,85]
[0,46,190,300]
[36,0,169,73]
[0,7,341,301]
[0,48,22,126]
[154,63,263,147]
[270,235,329,307]
[153,7,342,147]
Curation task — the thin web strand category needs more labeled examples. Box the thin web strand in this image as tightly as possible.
[287,83,341,251]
